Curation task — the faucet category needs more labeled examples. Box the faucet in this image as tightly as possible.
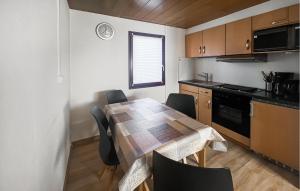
[198,72,209,82]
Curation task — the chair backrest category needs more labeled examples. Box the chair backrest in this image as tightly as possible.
[90,106,119,166]
[166,93,196,119]
[153,151,234,191]
[106,90,128,104]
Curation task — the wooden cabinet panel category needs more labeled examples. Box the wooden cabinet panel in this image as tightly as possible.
[252,7,289,31]
[198,87,212,97]
[179,84,212,125]
[198,91,212,126]
[180,89,199,120]
[202,25,225,57]
[179,84,198,94]
[185,31,202,58]
[289,4,300,24]
[251,101,299,170]
[226,18,252,55]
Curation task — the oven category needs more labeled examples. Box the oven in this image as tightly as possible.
[212,90,251,138]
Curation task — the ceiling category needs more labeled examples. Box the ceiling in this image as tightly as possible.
[68,0,268,29]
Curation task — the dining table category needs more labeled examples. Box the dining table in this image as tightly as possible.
[104,98,227,191]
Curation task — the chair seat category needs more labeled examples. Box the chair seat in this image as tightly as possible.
[153,151,234,191]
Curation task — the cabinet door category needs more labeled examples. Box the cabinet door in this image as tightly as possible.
[180,89,199,120]
[289,4,300,24]
[185,31,202,58]
[226,18,252,55]
[251,101,299,170]
[198,88,212,126]
[252,7,289,31]
[202,25,225,57]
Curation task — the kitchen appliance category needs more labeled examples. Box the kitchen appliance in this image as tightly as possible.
[273,72,294,96]
[284,79,299,96]
[212,85,256,138]
[253,24,300,52]
[216,54,268,63]
[219,84,258,93]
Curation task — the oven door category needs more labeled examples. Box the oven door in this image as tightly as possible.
[212,91,251,138]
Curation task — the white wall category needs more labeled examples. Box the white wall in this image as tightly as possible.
[194,53,299,88]
[0,0,70,191]
[70,10,186,141]
[187,0,300,89]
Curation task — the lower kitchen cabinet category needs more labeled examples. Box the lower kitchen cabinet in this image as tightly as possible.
[179,84,212,125]
[198,88,212,126]
[251,101,299,170]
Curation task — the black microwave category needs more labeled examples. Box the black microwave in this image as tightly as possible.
[253,24,299,52]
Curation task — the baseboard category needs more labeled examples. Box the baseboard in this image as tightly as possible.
[63,142,72,191]
[72,135,100,147]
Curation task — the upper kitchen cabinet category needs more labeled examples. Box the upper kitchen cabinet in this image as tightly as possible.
[202,25,226,57]
[226,18,252,55]
[289,4,300,24]
[185,31,202,58]
[252,7,289,31]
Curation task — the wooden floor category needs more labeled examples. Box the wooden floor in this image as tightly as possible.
[65,140,299,191]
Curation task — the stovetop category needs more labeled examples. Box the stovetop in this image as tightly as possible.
[220,84,258,93]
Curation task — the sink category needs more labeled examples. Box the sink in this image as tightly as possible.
[185,80,223,87]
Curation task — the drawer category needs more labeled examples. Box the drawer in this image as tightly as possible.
[198,87,212,97]
[180,84,198,93]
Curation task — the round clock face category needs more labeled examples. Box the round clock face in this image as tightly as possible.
[96,22,115,40]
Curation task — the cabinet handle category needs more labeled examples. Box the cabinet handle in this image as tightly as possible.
[202,46,205,54]
[198,46,202,54]
[199,90,209,94]
[246,39,250,49]
[208,100,211,109]
[195,96,198,104]
[271,19,287,25]
[250,102,253,117]
[271,21,277,25]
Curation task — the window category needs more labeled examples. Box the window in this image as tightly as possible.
[128,31,165,89]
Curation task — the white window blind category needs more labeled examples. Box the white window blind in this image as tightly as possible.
[129,32,165,89]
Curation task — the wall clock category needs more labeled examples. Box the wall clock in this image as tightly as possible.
[96,22,115,40]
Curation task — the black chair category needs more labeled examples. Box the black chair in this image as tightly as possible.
[90,106,119,166]
[166,93,196,119]
[106,90,128,104]
[153,151,234,191]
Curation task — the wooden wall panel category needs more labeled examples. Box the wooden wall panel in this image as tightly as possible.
[68,0,268,28]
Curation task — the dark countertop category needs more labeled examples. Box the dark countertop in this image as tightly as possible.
[179,80,299,109]
[251,91,299,109]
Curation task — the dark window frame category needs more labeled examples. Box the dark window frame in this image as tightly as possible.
[128,31,165,89]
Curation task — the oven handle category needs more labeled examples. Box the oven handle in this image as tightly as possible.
[250,102,253,117]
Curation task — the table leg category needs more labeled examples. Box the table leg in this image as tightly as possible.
[197,148,206,167]
[138,181,150,191]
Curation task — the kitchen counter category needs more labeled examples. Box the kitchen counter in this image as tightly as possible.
[251,91,299,109]
[178,80,299,109]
